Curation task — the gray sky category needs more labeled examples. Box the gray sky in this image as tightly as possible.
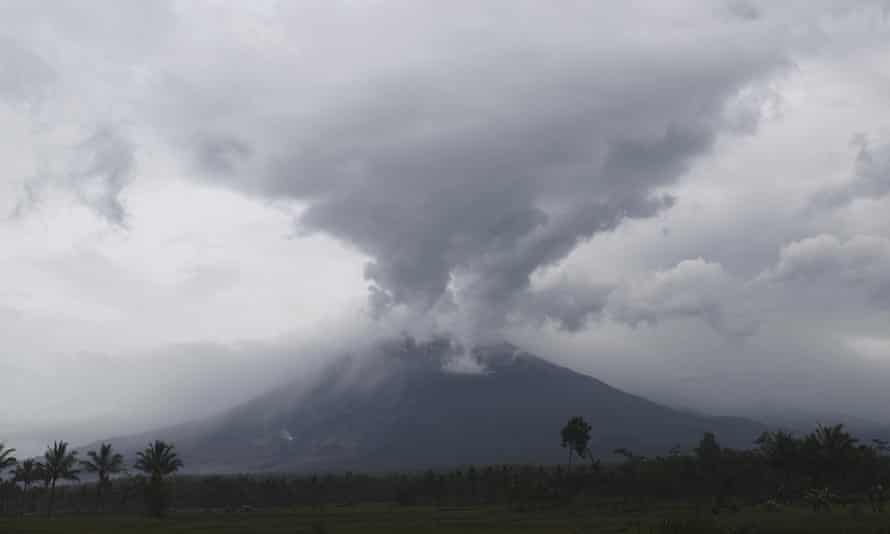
[3,1,890,450]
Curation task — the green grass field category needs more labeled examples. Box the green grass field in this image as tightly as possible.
[2,503,890,534]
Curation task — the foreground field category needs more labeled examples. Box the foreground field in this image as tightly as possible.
[3,503,890,534]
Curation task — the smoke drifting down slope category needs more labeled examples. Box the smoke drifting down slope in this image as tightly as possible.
[95,338,765,473]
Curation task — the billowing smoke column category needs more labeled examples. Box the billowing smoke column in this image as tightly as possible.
[178,2,788,337]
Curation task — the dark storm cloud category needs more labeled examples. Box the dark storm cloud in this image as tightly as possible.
[191,32,788,328]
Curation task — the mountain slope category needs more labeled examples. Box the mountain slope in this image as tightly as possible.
[99,339,766,473]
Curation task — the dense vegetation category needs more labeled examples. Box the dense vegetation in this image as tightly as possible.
[0,439,182,518]
[2,421,890,532]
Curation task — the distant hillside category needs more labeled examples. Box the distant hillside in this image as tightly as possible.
[95,339,766,473]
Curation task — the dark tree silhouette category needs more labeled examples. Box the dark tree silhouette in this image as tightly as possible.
[134,440,183,517]
[43,441,80,517]
[0,443,16,515]
[807,424,857,485]
[0,421,886,519]
[560,416,591,470]
[755,430,800,502]
[35,462,51,489]
[0,443,16,473]
[13,459,38,515]
[811,424,857,461]
[694,432,722,469]
[0,444,16,495]
[756,431,799,468]
[80,443,124,512]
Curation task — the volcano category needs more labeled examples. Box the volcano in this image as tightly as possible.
[97,339,765,473]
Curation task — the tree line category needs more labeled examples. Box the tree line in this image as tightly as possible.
[1,420,889,518]
[558,417,890,513]
[0,439,182,517]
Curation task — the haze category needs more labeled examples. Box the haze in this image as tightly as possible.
[3,0,890,455]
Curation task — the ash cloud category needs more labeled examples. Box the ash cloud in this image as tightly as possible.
[67,126,134,226]
[16,125,134,225]
[6,0,890,444]
[178,5,789,333]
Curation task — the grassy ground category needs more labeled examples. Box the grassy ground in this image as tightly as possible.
[2,503,890,533]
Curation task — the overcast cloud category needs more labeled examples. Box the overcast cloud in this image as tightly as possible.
[3,1,890,451]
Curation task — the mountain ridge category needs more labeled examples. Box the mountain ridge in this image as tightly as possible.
[88,339,768,473]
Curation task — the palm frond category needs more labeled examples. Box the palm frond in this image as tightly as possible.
[0,443,17,471]
[44,440,80,482]
[80,443,124,481]
[134,440,183,477]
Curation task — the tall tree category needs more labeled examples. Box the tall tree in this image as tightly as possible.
[13,459,38,515]
[694,432,722,473]
[808,423,857,484]
[35,462,51,489]
[755,430,801,502]
[811,424,857,459]
[560,416,592,470]
[134,440,183,517]
[0,443,17,515]
[80,443,124,512]
[43,441,80,517]
[756,431,799,468]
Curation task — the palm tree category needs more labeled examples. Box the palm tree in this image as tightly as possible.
[756,431,799,465]
[13,459,38,515]
[805,424,857,486]
[133,441,183,517]
[560,416,591,471]
[0,443,17,514]
[694,432,722,471]
[80,443,124,512]
[35,461,51,489]
[43,441,79,517]
[0,443,16,473]
[755,430,800,502]
[812,424,857,456]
